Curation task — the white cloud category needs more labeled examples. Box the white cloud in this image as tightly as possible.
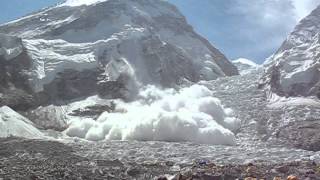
[222,0,320,61]
[291,0,320,20]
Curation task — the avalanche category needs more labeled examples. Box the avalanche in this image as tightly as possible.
[65,85,240,145]
[0,0,239,146]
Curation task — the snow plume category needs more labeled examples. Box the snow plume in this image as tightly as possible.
[65,85,240,145]
[291,0,320,20]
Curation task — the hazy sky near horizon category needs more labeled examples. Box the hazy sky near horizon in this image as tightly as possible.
[0,0,319,64]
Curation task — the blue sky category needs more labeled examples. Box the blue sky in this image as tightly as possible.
[0,0,319,64]
[0,0,60,23]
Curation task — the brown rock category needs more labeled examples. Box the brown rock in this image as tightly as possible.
[287,175,298,180]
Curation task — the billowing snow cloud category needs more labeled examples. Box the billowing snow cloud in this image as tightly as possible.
[65,85,240,145]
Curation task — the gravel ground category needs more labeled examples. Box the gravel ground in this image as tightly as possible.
[0,137,320,180]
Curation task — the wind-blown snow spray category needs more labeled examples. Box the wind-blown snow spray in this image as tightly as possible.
[65,84,240,145]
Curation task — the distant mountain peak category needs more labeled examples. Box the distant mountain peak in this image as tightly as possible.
[232,58,259,75]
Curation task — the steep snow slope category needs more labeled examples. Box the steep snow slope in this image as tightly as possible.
[260,6,320,98]
[0,106,44,138]
[232,58,259,75]
[0,0,238,103]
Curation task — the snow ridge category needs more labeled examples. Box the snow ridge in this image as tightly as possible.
[61,0,109,7]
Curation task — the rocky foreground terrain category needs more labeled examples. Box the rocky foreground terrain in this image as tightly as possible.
[0,137,319,179]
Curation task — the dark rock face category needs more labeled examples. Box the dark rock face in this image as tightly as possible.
[43,69,100,101]
[140,36,200,86]
[69,103,115,118]
[0,34,37,111]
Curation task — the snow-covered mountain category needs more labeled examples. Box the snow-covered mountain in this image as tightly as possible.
[0,0,238,109]
[260,6,320,99]
[232,58,259,75]
[0,0,240,144]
